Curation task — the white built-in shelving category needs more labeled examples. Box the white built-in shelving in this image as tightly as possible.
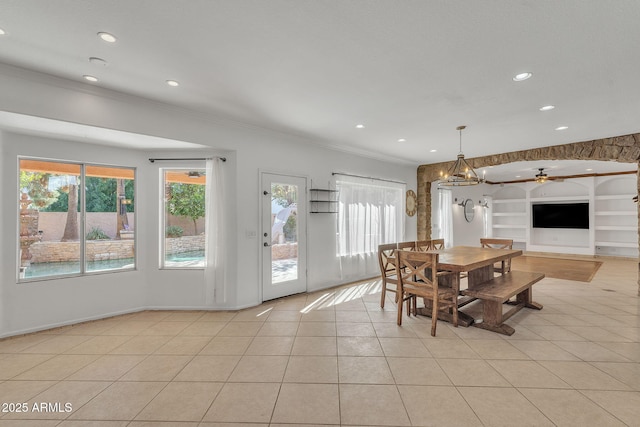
[488,174,638,257]
[490,189,527,246]
[593,177,637,256]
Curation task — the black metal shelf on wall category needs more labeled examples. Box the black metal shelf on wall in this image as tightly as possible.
[310,181,338,213]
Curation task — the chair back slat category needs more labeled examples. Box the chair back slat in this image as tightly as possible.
[430,239,445,250]
[415,239,445,252]
[480,238,514,275]
[480,238,513,250]
[397,241,416,252]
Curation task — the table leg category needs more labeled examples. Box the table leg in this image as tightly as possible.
[415,272,475,327]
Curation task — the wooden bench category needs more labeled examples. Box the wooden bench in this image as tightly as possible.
[461,270,544,335]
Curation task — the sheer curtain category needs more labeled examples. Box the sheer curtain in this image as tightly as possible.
[204,158,225,305]
[438,188,453,247]
[482,195,492,237]
[336,175,405,280]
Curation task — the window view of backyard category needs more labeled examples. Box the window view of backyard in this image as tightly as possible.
[162,169,207,268]
[271,183,298,283]
[18,159,136,280]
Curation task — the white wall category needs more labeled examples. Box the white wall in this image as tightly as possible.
[0,64,417,337]
[431,182,489,246]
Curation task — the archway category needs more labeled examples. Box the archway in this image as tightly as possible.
[416,132,640,294]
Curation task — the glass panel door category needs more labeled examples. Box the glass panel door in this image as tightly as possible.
[261,173,307,301]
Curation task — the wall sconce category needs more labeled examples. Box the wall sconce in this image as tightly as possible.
[453,197,465,207]
[478,199,489,208]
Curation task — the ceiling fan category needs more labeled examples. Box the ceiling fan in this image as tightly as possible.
[534,168,548,183]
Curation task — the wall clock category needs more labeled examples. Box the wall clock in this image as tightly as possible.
[406,189,417,217]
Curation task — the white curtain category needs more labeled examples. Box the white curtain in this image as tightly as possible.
[438,188,453,247]
[482,195,493,237]
[336,175,405,280]
[204,158,225,305]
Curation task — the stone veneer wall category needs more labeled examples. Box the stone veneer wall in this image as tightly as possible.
[416,132,640,295]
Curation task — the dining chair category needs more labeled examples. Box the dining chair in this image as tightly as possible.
[480,238,514,275]
[397,241,416,252]
[395,250,458,336]
[414,240,431,252]
[378,243,400,309]
[415,239,445,252]
[430,238,445,250]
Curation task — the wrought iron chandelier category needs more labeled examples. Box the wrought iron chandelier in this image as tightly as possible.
[439,125,483,186]
[534,168,548,183]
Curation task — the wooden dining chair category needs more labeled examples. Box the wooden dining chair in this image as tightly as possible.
[378,243,400,309]
[397,241,416,252]
[430,239,445,250]
[395,250,458,336]
[414,240,430,252]
[415,239,445,252]
[480,238,514,275]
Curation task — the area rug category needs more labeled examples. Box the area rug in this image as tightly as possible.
[510,256,602,282]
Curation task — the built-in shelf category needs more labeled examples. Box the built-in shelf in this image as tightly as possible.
[486,175,638,257]
[492,212,527,217]
[530,195,589,202]
[595,225,636,231]
[492,198,526,204]
[594,176,638,256]
[596,241,638,248]
[595,194,636,200]
[595,211,636,216]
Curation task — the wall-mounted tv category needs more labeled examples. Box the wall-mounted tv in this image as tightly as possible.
[532,202,589,229]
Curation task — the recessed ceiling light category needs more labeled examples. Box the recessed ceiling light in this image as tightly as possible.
[555,126,568,131]
[539,105,555,111]
[89,57,108,67]
[586,168,593,171]
[513,72,532,82]
[397,138,406,142]
[0,28,6,36]
[98,32,117,43]
[355,124,364,129]
[166,80,179,87]
[430,149,437,153]
[83,75,98,82]
[515,175,521,178]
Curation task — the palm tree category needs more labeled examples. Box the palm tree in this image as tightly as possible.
[61,179,79,241]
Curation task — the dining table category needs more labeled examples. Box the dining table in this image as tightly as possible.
[415,245,525,327]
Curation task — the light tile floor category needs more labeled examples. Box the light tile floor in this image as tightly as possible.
[0,257,639,426]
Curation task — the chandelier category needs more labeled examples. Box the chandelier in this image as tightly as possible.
[534,168,548,183]
[439,125,483,186]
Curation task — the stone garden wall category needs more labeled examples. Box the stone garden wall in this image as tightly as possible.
[272,243,298,260]
[29,240,135,263]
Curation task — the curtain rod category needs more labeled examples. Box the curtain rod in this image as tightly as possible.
[332,172,405,185]
[148,156,226,163]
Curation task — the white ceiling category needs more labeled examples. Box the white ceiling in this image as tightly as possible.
[1,0,639,174]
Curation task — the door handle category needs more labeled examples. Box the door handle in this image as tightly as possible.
[264,242,270,247]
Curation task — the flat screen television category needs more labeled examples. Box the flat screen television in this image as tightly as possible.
[532,202,589,229]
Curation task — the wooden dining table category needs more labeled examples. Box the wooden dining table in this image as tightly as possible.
[415,245,524,327]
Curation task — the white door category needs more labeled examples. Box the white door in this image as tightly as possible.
[261,173,307,301]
